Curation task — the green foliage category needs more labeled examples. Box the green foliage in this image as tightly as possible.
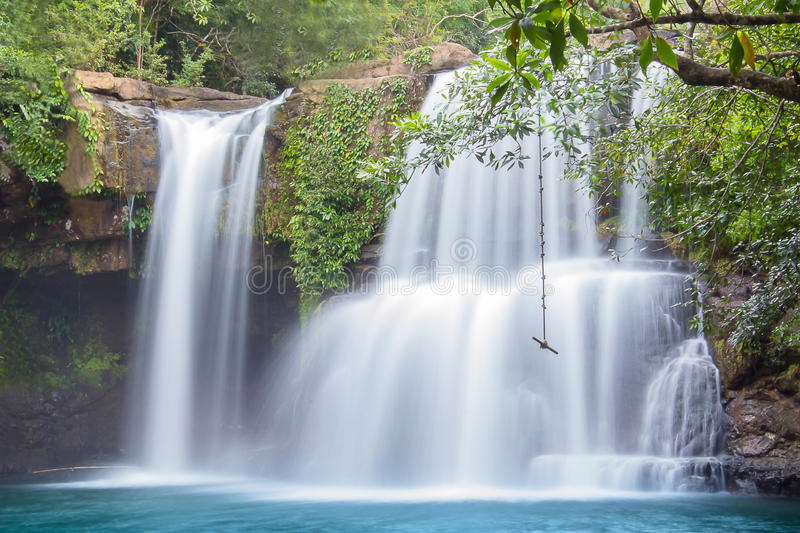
[242,0,490,84]
[171,45,215,87]
[486,0,800,104]
[240,66,279,98]
[403,46,433,71]
[0,45,104,193]
[68,337,124,389]
[122,203,153,236]
[1,48,73,182]
[0,300,124,390]
[574,63,800,367]
[266,79,420,294]
[3,0,491,96]
[365,40,636,203]
[0,0,138,72]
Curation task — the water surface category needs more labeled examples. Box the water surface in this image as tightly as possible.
[2,482,798,532]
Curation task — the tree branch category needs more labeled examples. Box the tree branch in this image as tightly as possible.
[430,8,490,34]
[670,54,800,103]
[586,12,800,34]
[755,50,800,60]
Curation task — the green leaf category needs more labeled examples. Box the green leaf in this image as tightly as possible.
[508,20,522,50]
[505,44,518,68]
[549,20,567,71]
[490,81,510,107]
[532,1,562,13]
[639,35,654,74]
[489,16,514,28]
[485,56,513,71]
[487,73,512,93]
[521,72,541,89]
[568,14,588,47]
[522,24,552,50]
[738,31,755,68]
[655,37,678,71]
[729,34,744,76]
[650,0,663,21]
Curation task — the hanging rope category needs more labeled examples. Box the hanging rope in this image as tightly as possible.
[532,109,558,355]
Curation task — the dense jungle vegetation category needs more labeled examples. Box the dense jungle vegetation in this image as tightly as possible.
[1,0,800,378]
[0,0,489,191]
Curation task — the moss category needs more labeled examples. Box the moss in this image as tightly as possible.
[0,298,124,392]
[0,244,57,273]
[69,241,104,275]
[261,76,424,296]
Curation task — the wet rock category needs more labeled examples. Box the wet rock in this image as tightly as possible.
[724,455,800,496]
[723,376,800,495]
[731,433,777,456]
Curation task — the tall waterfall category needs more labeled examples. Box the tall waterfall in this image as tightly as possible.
[255,72,726,491]
[130,94,287,472]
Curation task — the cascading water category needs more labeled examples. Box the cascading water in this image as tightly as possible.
[254,72,726,492]
[130,93,288,473]
[616,66,670,256]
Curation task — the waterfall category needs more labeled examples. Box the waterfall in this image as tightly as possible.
[254,72,726,492]
[617,66,670,255]
[130,93,288,473]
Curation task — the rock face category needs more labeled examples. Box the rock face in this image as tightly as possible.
[292,42,473,107]
[0,384,124,476]
[1,43,475,276]
[704,273,800,495]
[63,72,267,195]
[722,376,800,495]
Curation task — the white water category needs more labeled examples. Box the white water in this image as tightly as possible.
[254,72,726,491]
[617,66,670,255]
[131,93,288,472]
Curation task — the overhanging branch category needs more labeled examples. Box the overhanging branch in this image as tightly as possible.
[586,12,800,34]
[670,54,800,103]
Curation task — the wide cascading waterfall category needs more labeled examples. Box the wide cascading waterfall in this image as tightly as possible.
[130,93,287,473]
[253,71,726,492]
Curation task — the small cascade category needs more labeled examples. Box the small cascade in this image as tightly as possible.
[640,338,726,458]
[254,72,726,492]
[130,93,288,473]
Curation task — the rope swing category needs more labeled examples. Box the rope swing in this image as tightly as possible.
[531,110,559,355]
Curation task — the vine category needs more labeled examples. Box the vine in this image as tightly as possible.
[402,46,433,72]
[263,78,422,295]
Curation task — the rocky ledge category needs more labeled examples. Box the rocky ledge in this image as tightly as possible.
[723,376,800,495]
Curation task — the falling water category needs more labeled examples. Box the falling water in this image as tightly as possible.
[130,93,288,473]
[617,66,670,254]
[254,72,725,492]
[126,194,135,270]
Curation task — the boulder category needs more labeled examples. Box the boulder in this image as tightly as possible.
[319,42,476,80]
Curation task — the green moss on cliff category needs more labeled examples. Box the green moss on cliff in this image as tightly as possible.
[0,297,124,391]
[262,78,423,295]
